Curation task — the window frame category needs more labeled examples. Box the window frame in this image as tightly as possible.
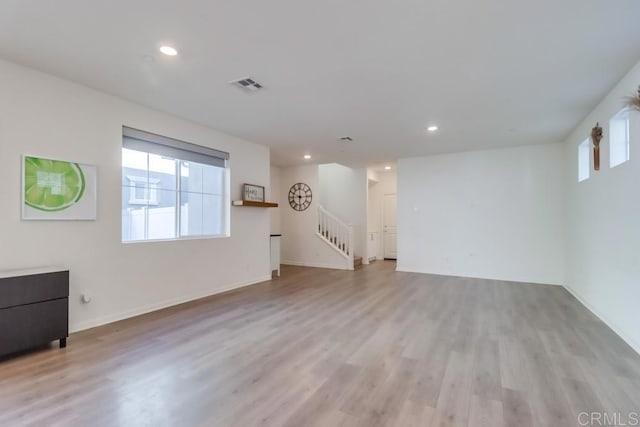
[578,138,590,182]
[127,175,160,206]
[121,127,231,244]
[609,108,630,169]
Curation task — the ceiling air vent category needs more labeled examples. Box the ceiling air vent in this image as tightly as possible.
[339,136,353,142]
[230,77,263,92]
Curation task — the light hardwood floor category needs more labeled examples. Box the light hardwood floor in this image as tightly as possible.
[1,261,639,427]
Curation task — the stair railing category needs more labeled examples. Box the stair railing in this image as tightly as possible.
[317,206,354,264]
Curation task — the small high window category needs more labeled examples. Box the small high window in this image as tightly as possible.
[578,138,590,182]
[609,109,630,168]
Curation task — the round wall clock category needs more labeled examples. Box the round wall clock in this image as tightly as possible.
[288,183,312,211]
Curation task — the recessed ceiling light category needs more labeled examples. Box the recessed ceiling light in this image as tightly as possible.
[427,125,438,132]
[304,155,312,160]
[384,166,392,170]
[159,46,178,56]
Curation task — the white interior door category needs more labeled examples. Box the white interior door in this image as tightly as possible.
[383,194,397,259]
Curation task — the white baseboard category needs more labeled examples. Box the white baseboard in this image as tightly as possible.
[281,260,349,271]
[70,275,272,333]
[563,284,640,356]
[395,265,561,286]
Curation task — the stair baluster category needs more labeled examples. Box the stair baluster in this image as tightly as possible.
[316,206,355,269]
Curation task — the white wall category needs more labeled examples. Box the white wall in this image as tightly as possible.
[318,163,367,260]
[0,59,272,332]
[279,164,349,269]
[563,60,640,354]
[397,144,565,285]
[269,165,281,234]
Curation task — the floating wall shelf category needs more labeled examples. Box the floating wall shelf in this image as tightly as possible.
[232,200,278,208]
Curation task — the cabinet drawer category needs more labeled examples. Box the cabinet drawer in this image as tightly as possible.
[0,271,69,309]
[0,298,68,357]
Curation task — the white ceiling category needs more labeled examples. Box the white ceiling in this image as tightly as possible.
[369,162,397,175]
[1,0,639,167]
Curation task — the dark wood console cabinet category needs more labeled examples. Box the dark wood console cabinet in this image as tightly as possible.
[0,267,69,358]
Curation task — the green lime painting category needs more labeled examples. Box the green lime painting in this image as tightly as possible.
[22,156,97,220]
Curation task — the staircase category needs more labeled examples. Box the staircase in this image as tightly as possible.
[353,256,363,270]
[317,206,360,270]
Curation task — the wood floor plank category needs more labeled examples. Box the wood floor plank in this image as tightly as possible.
[357,357,417,427]
[431,351,474,427]
[501,388,534,427]
[468,396,504,427]
[1,261,639,427]
[393,400,435,427]
[561,378,606,421]
[471,339,501,401]
[281,363,360,427]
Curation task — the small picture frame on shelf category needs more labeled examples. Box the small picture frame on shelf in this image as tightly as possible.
[243,184,265,202]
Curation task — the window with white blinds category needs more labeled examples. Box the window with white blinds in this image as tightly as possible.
[121,127,230,242]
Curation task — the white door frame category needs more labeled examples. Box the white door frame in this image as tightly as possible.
[383,193,397,260]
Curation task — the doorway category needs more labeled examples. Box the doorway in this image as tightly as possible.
[383,193,397,259]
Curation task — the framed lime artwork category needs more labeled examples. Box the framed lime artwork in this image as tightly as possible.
[22,155,97,220]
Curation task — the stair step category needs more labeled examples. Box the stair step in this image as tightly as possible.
[353,256,363,270]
